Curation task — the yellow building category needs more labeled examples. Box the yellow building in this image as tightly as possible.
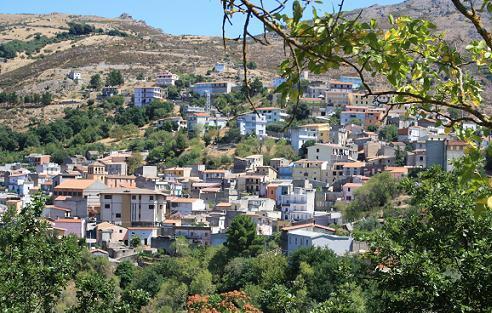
[290,123,331,151]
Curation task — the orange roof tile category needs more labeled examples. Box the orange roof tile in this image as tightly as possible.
[385,167,409,174]
[54,218,83,223]
[167,197,200,203]
[343,183,363,188]
[216,202,232,207]
[54,179,96,190]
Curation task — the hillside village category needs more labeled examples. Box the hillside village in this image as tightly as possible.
[0,52,473,259]
[2,1,492,311]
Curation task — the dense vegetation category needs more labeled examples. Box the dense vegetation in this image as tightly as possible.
[2,164,491,312]
[0,91,53,106]
[0,98,174,164]
[0,22,128,60]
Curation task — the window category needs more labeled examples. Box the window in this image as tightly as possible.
[116,213,121,218]
[149,195,154,200]
[105,204,110,209]
[149,204,155,210]
[131,195,136,200]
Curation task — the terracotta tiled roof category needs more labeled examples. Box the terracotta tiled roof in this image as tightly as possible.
[54,179,96,190]
[385,167,409,174]
[193,112,210,117]
[54,218,83,223]
[216,202,231,207]
[343,183,363,188]
[167,197,200,203]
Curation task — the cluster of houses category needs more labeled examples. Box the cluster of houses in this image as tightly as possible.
[2,66,479,260]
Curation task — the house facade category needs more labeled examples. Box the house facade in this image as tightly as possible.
[99,188,167,227]
[134,86,163,107]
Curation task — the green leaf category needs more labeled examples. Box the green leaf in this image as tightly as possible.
[293,0,302,24]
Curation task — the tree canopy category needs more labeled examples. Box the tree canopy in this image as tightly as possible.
[225,215,263,258]
[0,195,82,312]
[222,0,492,129]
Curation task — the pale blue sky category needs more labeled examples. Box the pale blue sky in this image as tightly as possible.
[2,0,402,36]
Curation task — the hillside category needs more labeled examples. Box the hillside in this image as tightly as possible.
[0,0,486,128]
[0,13,277,128]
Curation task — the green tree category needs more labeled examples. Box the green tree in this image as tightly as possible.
[394,146,407,166]
[345,172,400,220]
[190,270,215,295]
[370,168,492,313]
[246,61,257,69]
[120,289,150,313]
[130,236,141,248]
[70,272,117,313]
[106,69,124,86]
[127,152,143,175]
[220,257,256,291]
[0,194,82,312]
[258,284,305,313]
[115,261,135,289]
[41,92,53,106]
[290,101,310,120]
[89,74,103,90]
[136,73,145,80]
[286,247,363,303]
[222,0,492,129]
[142,279,188,313]
[299,139,315,157]
[167,85,180,99]
[225,215,263,258]
[248,77,264,96]
[310,283,367,313]
[378,125,398,142]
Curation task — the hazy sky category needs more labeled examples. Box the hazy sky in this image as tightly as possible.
[2,0,402,36]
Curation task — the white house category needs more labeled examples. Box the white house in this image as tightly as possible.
[68,70,81,80]
[167,197,206,216]
[446,140,467,172]
[290,123,330,151]
[134,85,163,107]
[280,187,315,221]
[286,226,353,256]
[127,227,159,246]
[256,107,289,123]
[214,63,226,73]
[156,71,179,86]
[238,112,267,137]
[307,143,358,164]
[192,82,236,96]
[36,162,61,176]
[187,113,227,134]
[272,77,286,88]
[339,76,362,89]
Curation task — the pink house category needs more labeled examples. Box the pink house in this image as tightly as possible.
[342,183,363,201]
[52,218,86,238]
[96,222,128,246]
[384,166,409,179]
